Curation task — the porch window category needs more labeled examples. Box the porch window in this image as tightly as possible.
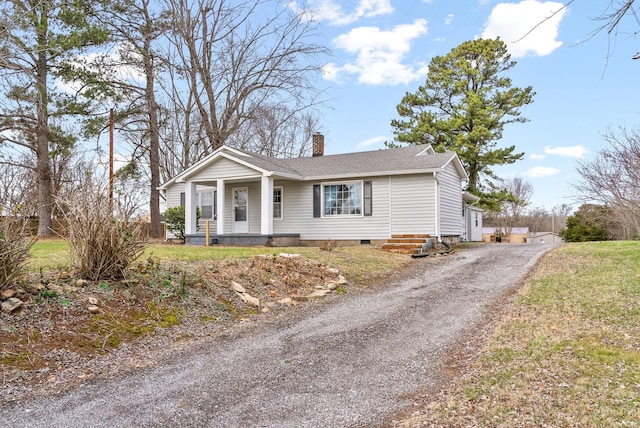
[273,187,283,220]
[198,191,216,219]
[323,182,362,216]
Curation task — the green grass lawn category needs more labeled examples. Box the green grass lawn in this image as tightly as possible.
[407,241,640,427]
[27,238,411,287]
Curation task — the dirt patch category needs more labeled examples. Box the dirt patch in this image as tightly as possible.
[0,253,350,404]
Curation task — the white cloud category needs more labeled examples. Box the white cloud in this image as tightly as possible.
[444,13,454,26]
[322,63,339,80]
[523,166,560,178]
[326,19,429,85]
[289,0,393,26]
[357,135,386,149]
[481,1,566,58]
[530,153,546,160]
[544,145,588,158]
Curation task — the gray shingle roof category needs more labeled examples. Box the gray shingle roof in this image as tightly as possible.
[160,144,467,189]
[230,145,462,179]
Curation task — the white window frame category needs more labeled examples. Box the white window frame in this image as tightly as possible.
[197,190,216,220]
[321,180,363,217]
[273,186,284,220]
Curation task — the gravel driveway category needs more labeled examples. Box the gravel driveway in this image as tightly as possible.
[1,243,556,428]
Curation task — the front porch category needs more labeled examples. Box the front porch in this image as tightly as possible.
[184,233,301,247]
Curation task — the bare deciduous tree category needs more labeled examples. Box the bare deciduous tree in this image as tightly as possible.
[228,105,320,158]
[575,125,640,238]
[0,160,37,216]
[167,0,327,153]
[489,177,533,237]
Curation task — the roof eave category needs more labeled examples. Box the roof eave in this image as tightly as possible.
[301,168,443,181]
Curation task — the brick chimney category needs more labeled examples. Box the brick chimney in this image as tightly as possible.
[312,132,324,157]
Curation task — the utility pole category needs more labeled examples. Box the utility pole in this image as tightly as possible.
[109,109,114,210]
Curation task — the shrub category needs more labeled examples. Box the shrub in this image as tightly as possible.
[560,204,610,242]
[0,207,36,290]
[60,188,147,281]
[164,206,200,241]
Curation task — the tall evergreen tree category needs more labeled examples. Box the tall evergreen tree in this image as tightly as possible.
[391,38,534,208]
[88,0,171,238]
[0,0,109,235]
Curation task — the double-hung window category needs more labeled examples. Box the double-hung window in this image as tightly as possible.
[273,186,283,220]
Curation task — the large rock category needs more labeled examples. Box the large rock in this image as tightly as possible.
[1,297,23,314]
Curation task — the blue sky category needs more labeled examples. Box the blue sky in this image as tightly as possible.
[298,0,640,211]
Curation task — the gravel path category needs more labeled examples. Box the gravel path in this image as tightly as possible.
[1,243,557,428]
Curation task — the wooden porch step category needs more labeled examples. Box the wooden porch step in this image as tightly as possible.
[381,234,432,255]
[387,238,429,244]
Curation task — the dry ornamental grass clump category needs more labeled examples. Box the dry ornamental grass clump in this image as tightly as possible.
[59,189,147,281]
[0,208,36,291]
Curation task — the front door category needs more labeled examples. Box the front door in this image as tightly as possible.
[232,187,248,233]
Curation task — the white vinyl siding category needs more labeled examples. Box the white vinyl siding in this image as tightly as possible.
[438,162,464,236]
[194,157,259,181]
[390,174,436,236]
[220,181,262,234]
[273,177,390,240]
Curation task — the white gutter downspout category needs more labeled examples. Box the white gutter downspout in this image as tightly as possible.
[434,171,440,241]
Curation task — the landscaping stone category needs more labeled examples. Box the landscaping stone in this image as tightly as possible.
[76,279,89,287]
[23,283,46,295]
[293,289,332,301]
[87,305,100,314]
[240,293,260,307]
[278,253,300,258]
[231,281,246,294]
[48,284,64,293]
[1,297,23,314]
[1,289,16,300]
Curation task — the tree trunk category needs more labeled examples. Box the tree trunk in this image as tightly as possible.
[145,41,162,238]
[36,12,53,237]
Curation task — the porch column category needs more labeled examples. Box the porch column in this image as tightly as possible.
[185,181,197,235]
[261,175,273,235]
[216,179,225,235]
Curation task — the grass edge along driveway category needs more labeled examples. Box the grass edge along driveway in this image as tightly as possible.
[398,241,640,427]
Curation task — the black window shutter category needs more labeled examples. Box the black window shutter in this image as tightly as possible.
[180,192,185,207]
[313,184,321,218]
[213,190,217,217]
[364,181,372,216]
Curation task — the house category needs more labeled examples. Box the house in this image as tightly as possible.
[482,227,530,243]
[159,134,474,247]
